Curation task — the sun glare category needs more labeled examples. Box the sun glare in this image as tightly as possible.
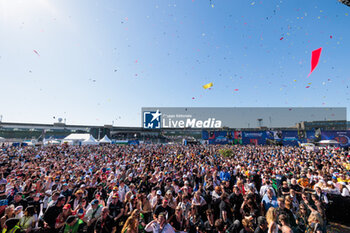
[0,0,58,22]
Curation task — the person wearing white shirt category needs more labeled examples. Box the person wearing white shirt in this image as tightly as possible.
[145,213,175,233]
[339,182,350,197]
[84,199,102,231]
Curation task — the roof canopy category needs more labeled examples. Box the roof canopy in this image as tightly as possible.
[82,135,99,145]
[99,135,112,144]
[64,133,91,141]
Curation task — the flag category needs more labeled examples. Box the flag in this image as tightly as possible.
[203,82,213,89]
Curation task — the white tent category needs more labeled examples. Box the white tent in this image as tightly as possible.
[64,133,91,141]
[0,137,5,142]
[44,139,61,145]
[99,135,112,144]
[82,135,99,145]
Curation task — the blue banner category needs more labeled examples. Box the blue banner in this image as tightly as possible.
[242,131,267,145]
[281,131,299,146]
[321,131,350,147]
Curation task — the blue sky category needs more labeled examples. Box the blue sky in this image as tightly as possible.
[0,0,349,126]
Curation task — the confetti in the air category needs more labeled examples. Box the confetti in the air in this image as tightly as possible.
[306,86,311,88]
[308,48,322,77]
[203,82,213,89]
[280,37,284,40]
[234,89,239,91]
[33,50,40,56]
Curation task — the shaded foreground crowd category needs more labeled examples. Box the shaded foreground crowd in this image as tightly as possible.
[0,144,350,233]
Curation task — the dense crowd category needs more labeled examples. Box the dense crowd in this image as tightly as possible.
[0,144,349,233]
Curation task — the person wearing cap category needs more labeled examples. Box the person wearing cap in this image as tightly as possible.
[151,190,163,209]
[84,199,102,233]
[107,186,119,206]
[153,199,173,221]
[108,194,124,232]
[61,183,72,204]
[339,182,350,197]
[60,215,86,233]
[93,184,107,203]
[2,218,24,233]
[70,190,84,210]
[55,204,72,230]
[10,193,27,210]
[254,216,268,233]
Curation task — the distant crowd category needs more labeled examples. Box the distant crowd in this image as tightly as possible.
[0,144,349,233]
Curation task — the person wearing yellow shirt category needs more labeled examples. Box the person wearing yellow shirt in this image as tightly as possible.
[337,173,350,183]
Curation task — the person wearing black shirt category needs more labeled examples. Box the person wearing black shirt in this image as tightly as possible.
[10,193,27,210]
[27,193,42,217]
[153,199,173,220]
[275,197,296,228]
[108,195,124,232]
[94,207,116,233]
[203,209,216,233]
[169,207,186,232]
[43,195,65,232]
[254,216,268,233]
[219,193,233,228]
[278,181,290,196]
[229,186,244,221]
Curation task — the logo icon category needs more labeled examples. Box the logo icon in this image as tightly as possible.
[143,110,161,129]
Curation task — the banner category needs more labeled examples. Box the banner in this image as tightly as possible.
[242,131,267,145]
[321,131,350,147]
[207,131,229,144]
[281,131,299,146]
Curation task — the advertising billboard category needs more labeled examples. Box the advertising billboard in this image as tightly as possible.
[142,107,346,129]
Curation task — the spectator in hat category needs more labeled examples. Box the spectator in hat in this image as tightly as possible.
[55,204,72,230]
[94,207,116,233]
[94,192,105,207]
[10,193,27,210]
[154,199,173,220]
[339,182,350,197]
[107,186,119,205]
[2,218,24,233]
[18,205,35,232]
[60,183,72,203]
[151,190,163,209]
[108,194,124,232]
[14,206,23,219]
[59,215,86,233]
[84,199,102,233]
[93,183,107,202]
[254,216,268,233]
[70,190,84,210]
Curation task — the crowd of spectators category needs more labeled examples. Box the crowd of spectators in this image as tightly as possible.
[0,144,349,233]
